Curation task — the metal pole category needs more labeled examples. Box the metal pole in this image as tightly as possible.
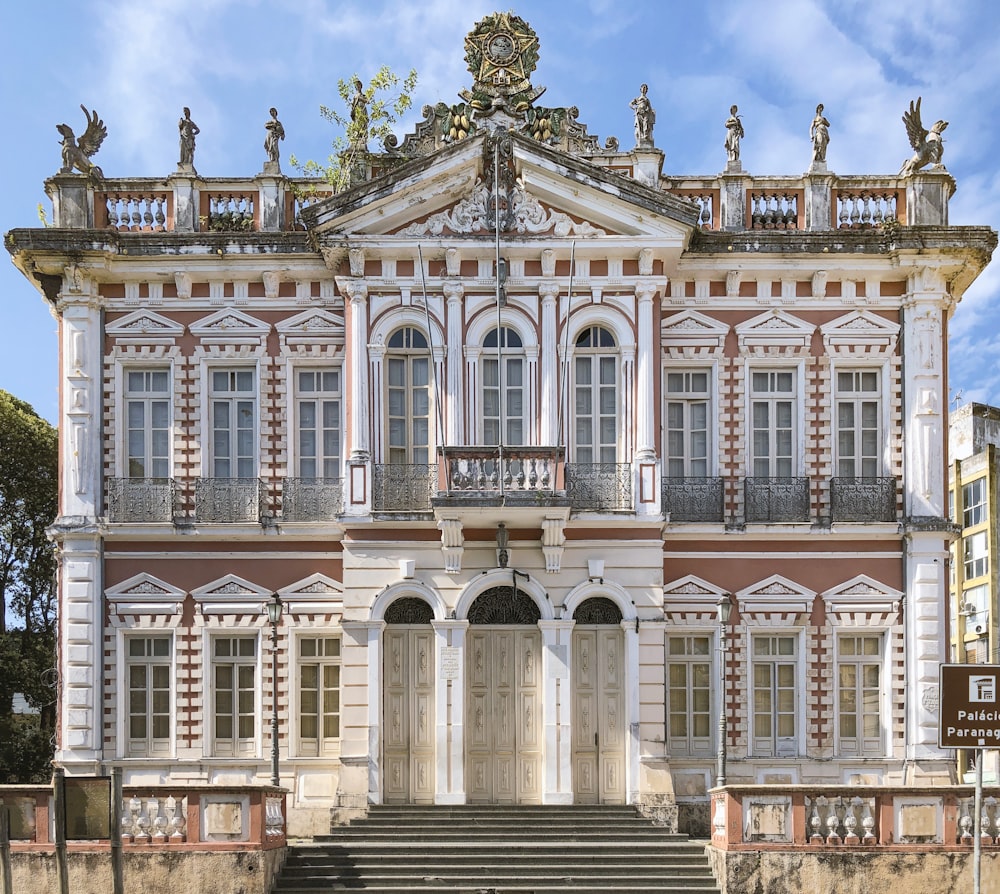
[110,767,124,894]
[716,623,728,787]
[1,803,13,894]
[271,617,280,787]
[974,748,982,894]
[53,767,68,894]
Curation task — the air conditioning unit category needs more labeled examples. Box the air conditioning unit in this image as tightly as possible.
[975,624,985,634]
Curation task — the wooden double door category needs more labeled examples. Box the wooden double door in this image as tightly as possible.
[466,627,543,803]
[382,625,435,803]
[571,626,626,803]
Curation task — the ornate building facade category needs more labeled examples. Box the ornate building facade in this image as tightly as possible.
[7,12,996,837]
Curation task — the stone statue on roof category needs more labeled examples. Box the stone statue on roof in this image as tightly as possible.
[178,107,200,170]
[56,105,106,179]
[725,105,744,167]
[899,97,948,176]
[630,84,655,149]
[810,103,830,166]
[264,107,284,169]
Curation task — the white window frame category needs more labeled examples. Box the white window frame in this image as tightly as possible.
[208,633,261,758]
[663,365,714,477]
[834,630,886,757]
[572,325,619,464]
[293,631,343,758]
[665,631,716,757]
[964,530,989,581]
[206,366,258,479]
[833,367,883,478]
[120,631,175,759]
[120,365,173,479]
[746,364,803,478]
[748,629,804,758]
[481,326,526,446]
[292,366,343,480]
[385,327,432,465]
[963,477,988,529]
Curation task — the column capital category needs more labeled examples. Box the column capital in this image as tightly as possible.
[443,281,465,301]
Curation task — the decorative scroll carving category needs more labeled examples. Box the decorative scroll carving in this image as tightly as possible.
[384,597,434,625]
[400,177,605,238]
[468,587,541,625]
[573,597,623,625]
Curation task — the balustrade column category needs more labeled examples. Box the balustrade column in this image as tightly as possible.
[539,282,559,445]
[444,282,465,445]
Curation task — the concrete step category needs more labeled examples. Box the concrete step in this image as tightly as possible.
[273,806,720,893]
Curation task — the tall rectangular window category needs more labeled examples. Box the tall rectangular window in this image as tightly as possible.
[837,634,883,756]
[298,636,342,756]
[125,369,170,478]
[750,370,795,477]
[126,636,171,757]
[752,635,797,757]
[666,634,712,756]
[295,369,341,479]
[836,370,880,477]
[964,530,989,580]
[665,369,710,477]
[386,328,430,465]
[213,636,257,756]
[574,327,618,464]
[210,369,255,478]
[963,478,988,529]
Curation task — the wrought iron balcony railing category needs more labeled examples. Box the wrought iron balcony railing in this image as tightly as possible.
[744,476,810,522]
[106,477,176,522]
[662,476,725,522]
[443,447,560,495]
[830,477,897,522]
[281,478,343,521]
[565,463,632,511]
[372,464,436,512]
[193,478,264,523]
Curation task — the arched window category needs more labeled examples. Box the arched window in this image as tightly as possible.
[386,327,431,464]
[573,325,618,463]
[482,326,525,446]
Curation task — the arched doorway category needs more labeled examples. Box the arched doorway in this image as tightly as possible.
[382,597,435,803]
[466,587,542,804]
[572,597,626,804]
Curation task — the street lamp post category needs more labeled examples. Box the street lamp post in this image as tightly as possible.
[266,592,283,787]
[716,594,732,788]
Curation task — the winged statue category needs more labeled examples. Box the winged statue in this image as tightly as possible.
[899,97,947,176]
[56,105,107,179]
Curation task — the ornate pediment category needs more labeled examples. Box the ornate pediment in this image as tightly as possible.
[661,310,729,355]
[106,573,186,614]
[398,177,607,238]
[736,310,814,353]
[189,308,270,343]
[106,310,184,342]
[821,574,902,616]
[275,308,345,342]
[663,575,727,615]
[821,310,899,355]
[738,574,815,614]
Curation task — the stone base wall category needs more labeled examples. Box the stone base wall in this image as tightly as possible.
[7,848,286,894]
[708,848,1000,894]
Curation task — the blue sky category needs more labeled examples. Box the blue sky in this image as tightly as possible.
[2,0,998,423]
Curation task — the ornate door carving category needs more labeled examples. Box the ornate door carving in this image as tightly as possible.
[383,613,435,803]
[572,600,625,803]
[466,626,542,803]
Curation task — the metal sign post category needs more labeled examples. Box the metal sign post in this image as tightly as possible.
[938,663,1000,894]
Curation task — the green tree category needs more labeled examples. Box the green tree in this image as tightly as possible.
[290,65,418,192]
[0,390,58,782]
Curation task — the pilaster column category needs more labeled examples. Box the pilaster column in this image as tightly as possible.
[341,280,370,461]
[443,282,465,446]
[634,283,658,460]
[539,282,559,445]
[900,267,953,768]
[341,620,381,806]
[433,620,468,804]
[463,346,481,444]
[540,620,574,804]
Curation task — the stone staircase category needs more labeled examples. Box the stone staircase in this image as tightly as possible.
[274,805,720,893]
